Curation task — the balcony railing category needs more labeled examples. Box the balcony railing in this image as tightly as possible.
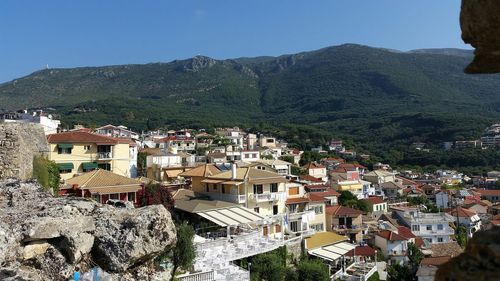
[333,225,362,233]
[252,192,285,202]
[177,271,215,281]
[97,152,112,160]
[202,192,246,204]
[288,210,315,221]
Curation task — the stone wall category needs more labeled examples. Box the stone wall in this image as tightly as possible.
[0,122,49,180]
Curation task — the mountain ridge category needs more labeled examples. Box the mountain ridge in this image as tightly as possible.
[0,44,498,152]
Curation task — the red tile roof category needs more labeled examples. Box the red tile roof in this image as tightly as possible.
[361,196,385,205]
[302,162,326,169]
[300,174,324,183]
[420,256,451,266]
[326,205,364,216]
[396,176,420,187]
[448,207,477,218]
[376,230,407,241]
[414,237,425,248]
[312,188,341,197]
[47,131,131,144]
[345,246,376,257]
[286,197,310,205]
[473,189,500,196]
[493,214,500,220]
[321,157,345,163]
[155,136,194,142]
[397,226,416,239]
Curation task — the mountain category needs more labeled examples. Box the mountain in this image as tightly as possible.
[1,44,499,152]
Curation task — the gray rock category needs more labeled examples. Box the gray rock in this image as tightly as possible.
[59,232,94,263]
[24,216,95,241]
[92,204,177,272]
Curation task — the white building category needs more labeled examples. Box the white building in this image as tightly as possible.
[255,159,292,176]
[449,207,482,238]
[95,124,139,140]
[392,206,455,244]
[0,110,61,135]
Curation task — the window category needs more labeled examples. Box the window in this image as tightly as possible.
[59,168,72,174]
[254,207,260,213]
[222,186,226,194]
[288,186,299,195]
[109,194,119,200]
[290,221,298,232]
[426,225,432,231]
[437,237,444,243]
[244,154,249,158]
[57,147,72,154]
[252,153,257,158]
[91,194,100,202]
[437,224,443,230]
[213,184,217,191]
[288,204,298,212]
[253,184,263,194]
[270,183,278,193]
[311,223,324,231]
[98,163,111,171]
[273,205,279,215]
[127,192,135,202]
[412,225,420,232]
[205,184,209,192]
[311,205,323,214]
[84,145,91,151]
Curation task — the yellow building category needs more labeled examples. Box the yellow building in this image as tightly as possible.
[47,131,135,180]
[187,164,288,217]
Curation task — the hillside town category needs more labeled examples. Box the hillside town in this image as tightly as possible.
[3,111,499,281]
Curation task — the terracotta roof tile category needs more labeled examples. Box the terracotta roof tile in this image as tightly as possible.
[300,174,323,182]
[47,131,131,144]
[66,169,142,189]
[326,205,364,216]
[345,246,376,257]
[302,162,325,169]
[397,226,416,239]
[376,230,407,241]
[473,189,500,196]
[361,196,385,205]
[420,256,451,266]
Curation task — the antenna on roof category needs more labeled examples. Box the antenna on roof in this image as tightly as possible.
[45,64,49,70]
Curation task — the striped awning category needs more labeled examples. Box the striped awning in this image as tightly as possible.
[197,206,265,227]
[308,248,342,261]
[57,163,74,170]
[323,242,357,255]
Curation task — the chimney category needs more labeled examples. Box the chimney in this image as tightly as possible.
[231,162,237,180]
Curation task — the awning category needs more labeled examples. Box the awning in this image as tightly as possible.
[201,179,223,184]
[165,170,182,178]
[82,162,98,170]
[308,248,342,261]
[57,163,74,170]
[88,186,141,194]
[197,206,265,227]
[323,242,357,255]
[57,143,73,149]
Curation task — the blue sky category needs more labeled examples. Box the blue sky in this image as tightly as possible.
[0,1,468,83]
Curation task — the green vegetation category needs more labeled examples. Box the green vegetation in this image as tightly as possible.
[32,155,60,195]
[338,191,369,212]
[456,225,468,247]
[3,45,500,171]
[367,272,380,281]
[170,222,196,281]
[407,242,423,271]
[387,263,413,281]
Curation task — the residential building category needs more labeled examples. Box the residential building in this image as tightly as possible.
[281,148,303,165]
[454,140,482,149]
[448,207,482,237]
[435,190,451,209]
[206,152,227,163]
[303,162,327,182]
[325,205,365,242]
[374,230,409,264]
[255,159,292,175]
[392,206,455,244]
[62,169,143,204]
[361,196,388,216]
[421,184,441,201]
[363,170,396,185]
[328,139,345,152]
[179,164,222,190]
[47,131,136,180]
[0,109,61,135]
[259,136,277,148]
[190,165,288,217]
[416,256,451,281]
[240,150,260,162]
[380,181,404,199]
[472,189,500,203]
[95,124,139,140]
[155,135,196,152]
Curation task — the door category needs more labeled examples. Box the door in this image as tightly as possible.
[263,226,268,236]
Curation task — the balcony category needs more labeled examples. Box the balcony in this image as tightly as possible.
[288,210,315,221]
[97,152,112,160]
[252,192,285,202]
[203,193,246,204]
[333,225,362,234]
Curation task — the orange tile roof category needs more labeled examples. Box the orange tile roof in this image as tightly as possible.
[312,188,341,198]
[286,197,310,204]
[302,162,326,169]
[47,131,131,144]
[345,246,375,257]
[376,230,407,241]
[420,256,451,266]
[326,205,364,216]
[448,207,477,218]
[300,174,323,182]
[66,169,142,189]
[179,164,221,177]
[397,226,416,239]
[473,189,500,196]
[361,196,385,205]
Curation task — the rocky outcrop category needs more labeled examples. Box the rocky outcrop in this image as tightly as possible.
[0,179,176,280]
[460,0,500,73]
[0,123,48,180]
[435,226,500,281]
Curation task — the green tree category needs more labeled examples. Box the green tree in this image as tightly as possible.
[250,251,286,281]
[407,242,423,269]
[387,263,413,281]
[367,272,380,281]
[137,151,148,177]
[32,155,60,195]
[170,222,196,280]
[456,225,468,247]
[295,259,330,281]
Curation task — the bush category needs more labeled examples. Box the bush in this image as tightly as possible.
[32,155,60,194]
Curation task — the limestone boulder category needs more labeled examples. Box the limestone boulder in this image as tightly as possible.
[92,204,176,272]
